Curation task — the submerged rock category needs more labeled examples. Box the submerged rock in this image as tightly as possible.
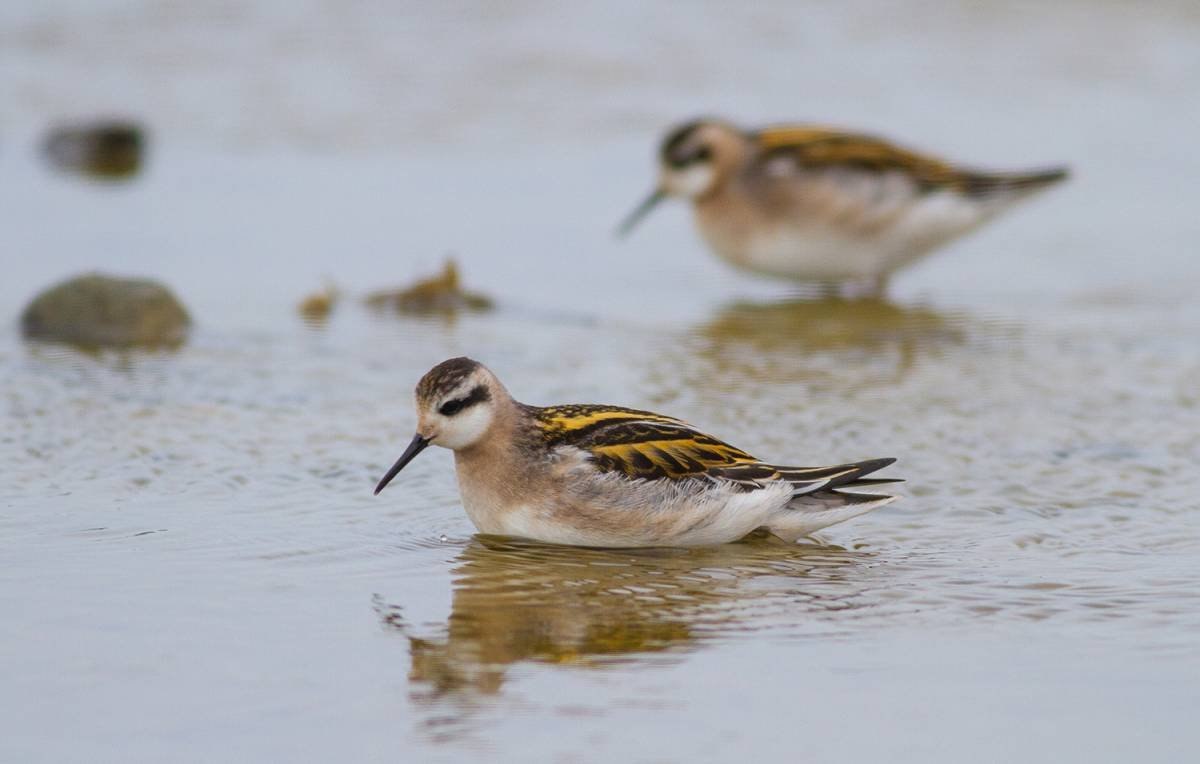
[42,120,146,180]
[21,273,191,349]
[365,259,493,315]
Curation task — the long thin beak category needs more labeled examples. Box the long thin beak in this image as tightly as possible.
[615,188,666,238]
[374,433,430,495]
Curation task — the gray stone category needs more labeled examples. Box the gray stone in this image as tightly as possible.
[21,273,191,349]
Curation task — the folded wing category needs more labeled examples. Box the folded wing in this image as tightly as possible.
[536,405,897,495]
[754,124,1068,200]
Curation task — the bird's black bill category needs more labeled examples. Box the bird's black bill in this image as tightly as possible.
[374,434,430,495]
[615,188,666,238]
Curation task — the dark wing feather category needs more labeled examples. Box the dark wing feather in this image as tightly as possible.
[756,125,962,191]
[583,422,777,487]
[755,125,1067,198]
[534,405,781,489]
[532,404,899,494]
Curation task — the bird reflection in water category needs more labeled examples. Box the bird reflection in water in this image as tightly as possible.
[672,296,996,394]
[376,534,875,713]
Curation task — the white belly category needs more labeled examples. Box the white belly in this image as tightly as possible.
[699,190,996,282]
[458,461,793,548]
[732,227,894,281]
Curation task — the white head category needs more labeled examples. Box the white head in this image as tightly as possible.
[616,119,747,236]
[374,357,504,494]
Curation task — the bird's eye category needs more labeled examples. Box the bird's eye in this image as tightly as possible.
[439,399,465,416]
[692,146,712,162]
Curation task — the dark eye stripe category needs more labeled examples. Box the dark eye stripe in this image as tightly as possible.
[662,121,702,157]
[438,384,491,417]
[661,120,716,168]
[666,145,711,168]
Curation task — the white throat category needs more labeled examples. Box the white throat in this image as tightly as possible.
[664,164,717,199]
[435,403,493,450]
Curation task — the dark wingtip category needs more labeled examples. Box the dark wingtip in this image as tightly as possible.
[961,165,1070,198]
[1012,165,1071,190]
[1034,165,1071,184]
[823,457,899,490]
[856,457,897,472]
[848,477,906,486]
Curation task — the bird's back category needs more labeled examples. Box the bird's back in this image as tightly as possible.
[695,125,1068,284]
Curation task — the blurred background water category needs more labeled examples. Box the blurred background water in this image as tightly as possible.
[2,1,1199,762]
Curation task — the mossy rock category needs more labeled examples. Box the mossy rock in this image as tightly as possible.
[21,273,191,349]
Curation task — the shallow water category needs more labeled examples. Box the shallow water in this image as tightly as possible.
[3,1,1200,761]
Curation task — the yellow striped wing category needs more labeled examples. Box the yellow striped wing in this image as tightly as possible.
[534,405,781,486]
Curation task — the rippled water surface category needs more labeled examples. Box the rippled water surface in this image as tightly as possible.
[3,1,1200,761]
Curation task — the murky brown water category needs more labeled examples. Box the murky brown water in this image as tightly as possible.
[3,1,1200,761]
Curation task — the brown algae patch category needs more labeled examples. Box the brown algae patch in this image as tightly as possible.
[297,283,340,325]
[365,259,493,315]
